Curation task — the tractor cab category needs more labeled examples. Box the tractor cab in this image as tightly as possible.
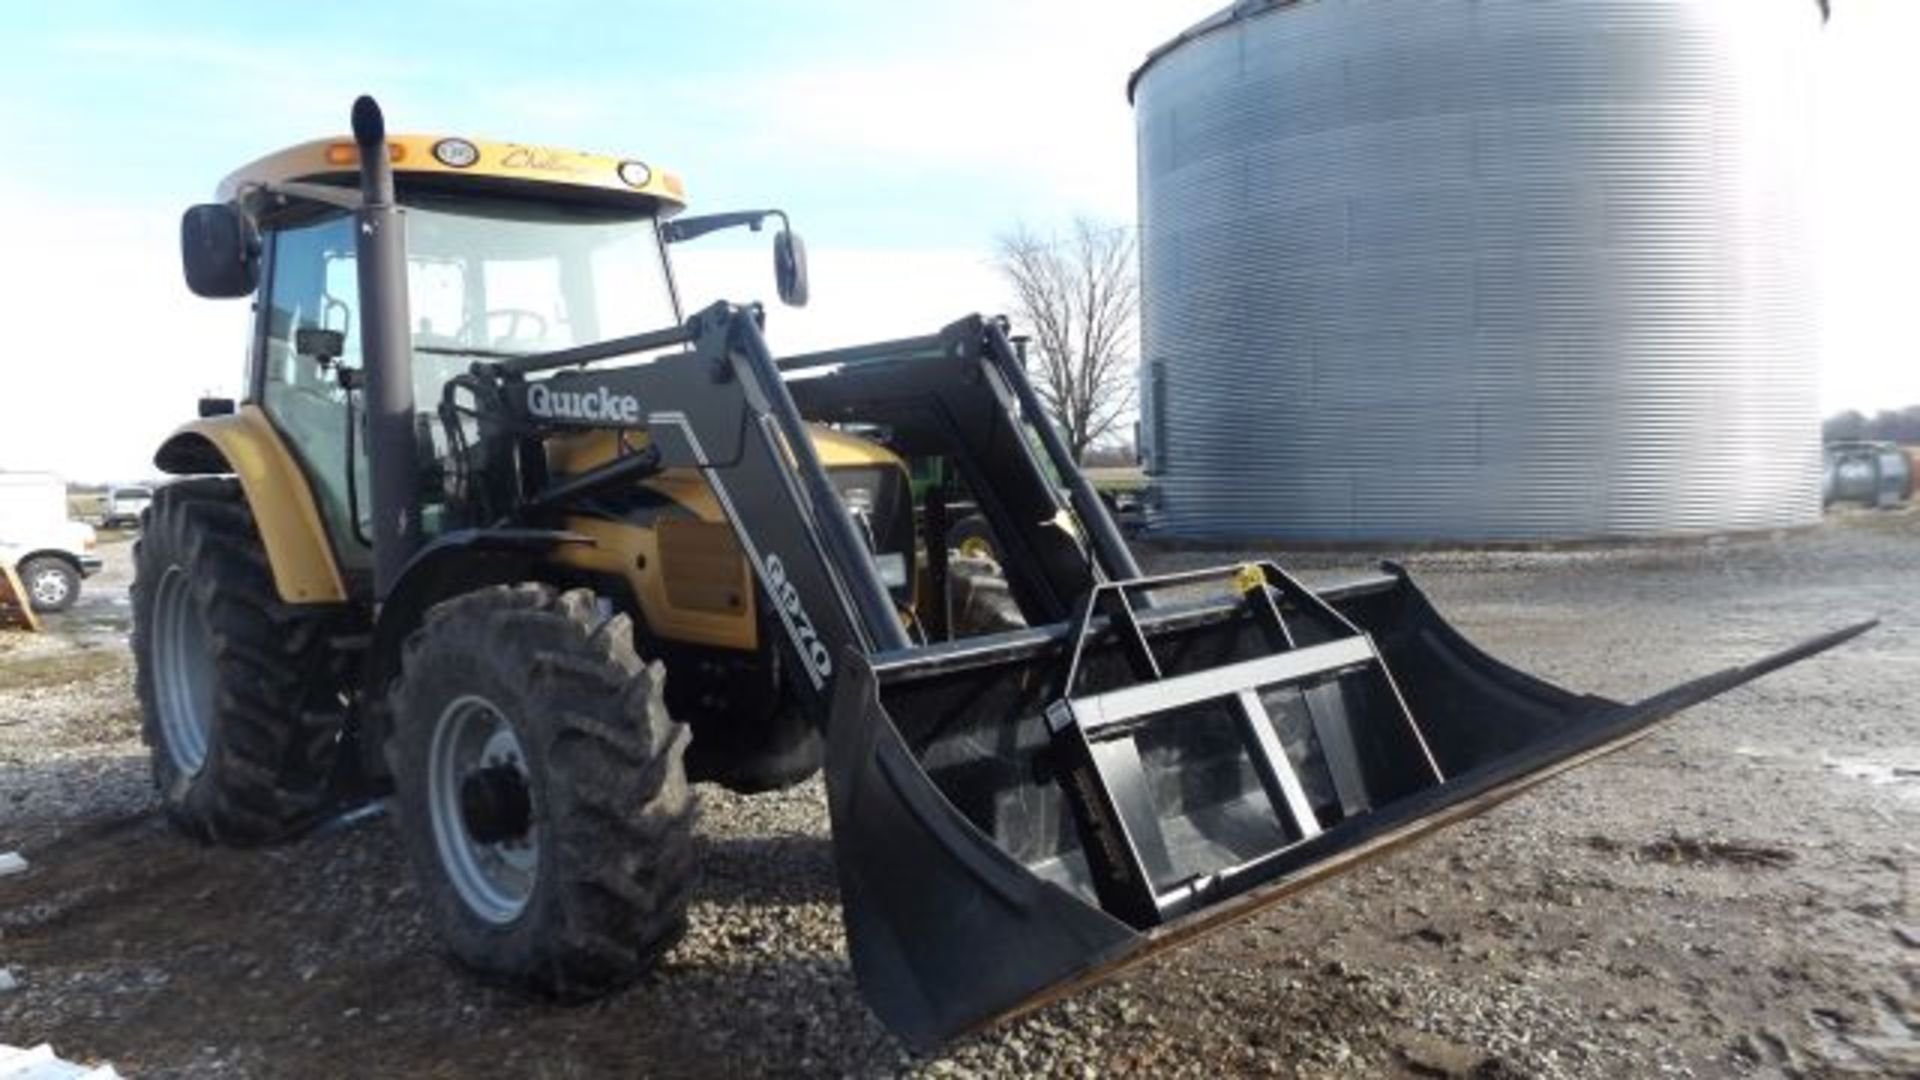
[183,132,825,581]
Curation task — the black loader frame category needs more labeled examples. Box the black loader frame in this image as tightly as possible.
[342,101,1873,1050]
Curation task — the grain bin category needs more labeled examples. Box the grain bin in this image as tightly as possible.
[1131,0,1827,541]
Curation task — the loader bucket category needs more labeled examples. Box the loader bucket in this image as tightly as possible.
[823,562,1872,1050]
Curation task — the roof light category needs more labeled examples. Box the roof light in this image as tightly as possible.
[324,142,405,166]
[432,138,479,168]
[617,160,652,189]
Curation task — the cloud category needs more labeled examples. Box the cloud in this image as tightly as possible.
[398,2,1219,228]
[0,191,247,481]
[673,245,1011,354]
[1816,0,1920,412]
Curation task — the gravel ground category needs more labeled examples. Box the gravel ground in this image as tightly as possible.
[1,513,1915,1078]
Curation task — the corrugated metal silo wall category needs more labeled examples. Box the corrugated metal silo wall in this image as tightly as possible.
[1133,0,1825,541]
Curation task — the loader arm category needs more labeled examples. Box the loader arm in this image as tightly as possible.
[477,303,1151,713]
[476,303,910,719]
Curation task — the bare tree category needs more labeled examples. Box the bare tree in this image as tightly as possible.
[1824,405,1920,444]
[995,218,1139,463]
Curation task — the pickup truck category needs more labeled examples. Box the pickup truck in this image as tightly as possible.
[0,471,102,612]
[102,485,154,529]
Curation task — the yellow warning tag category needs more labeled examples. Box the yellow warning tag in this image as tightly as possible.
[1232,563,1266,596]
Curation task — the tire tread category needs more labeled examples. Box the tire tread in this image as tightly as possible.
[131,478,344,844]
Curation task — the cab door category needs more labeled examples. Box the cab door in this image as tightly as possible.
[255,212,374,578]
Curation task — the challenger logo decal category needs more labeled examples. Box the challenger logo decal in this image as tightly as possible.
[526,383,642,424]
[764,554,832,687]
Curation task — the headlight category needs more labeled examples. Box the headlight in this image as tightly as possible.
[617,160,653,188]
[432,138,480,168]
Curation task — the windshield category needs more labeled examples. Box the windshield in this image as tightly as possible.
[261,196,680,567]
[315,195,679,363]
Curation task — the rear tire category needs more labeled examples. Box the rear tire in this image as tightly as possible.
[20,557,79,613]
[390,584,696,998]
[131,478,346,843]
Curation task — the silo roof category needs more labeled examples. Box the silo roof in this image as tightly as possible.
[1126,0,1831,103]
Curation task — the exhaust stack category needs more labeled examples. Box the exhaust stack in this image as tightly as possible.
[350,95,421,597]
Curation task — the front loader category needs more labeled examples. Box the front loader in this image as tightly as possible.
[136,97,1870,1049]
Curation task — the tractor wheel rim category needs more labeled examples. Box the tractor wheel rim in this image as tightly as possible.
[429,694,537,924]
[152,566,214,774]
[29,567,69,607]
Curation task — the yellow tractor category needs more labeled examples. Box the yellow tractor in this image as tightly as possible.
[135,96,1868,1048]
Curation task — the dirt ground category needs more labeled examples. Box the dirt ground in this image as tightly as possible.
[1,514,1915,1078]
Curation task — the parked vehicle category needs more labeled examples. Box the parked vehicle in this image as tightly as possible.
[102,485,154,529]
[135,96,1872,1049]
[0,472,101,612]
[1823,441,1911,509]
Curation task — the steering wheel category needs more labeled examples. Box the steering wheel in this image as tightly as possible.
[461,308,549,346]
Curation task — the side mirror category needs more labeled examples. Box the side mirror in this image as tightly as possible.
[774,229,809,308]
[180,204,259,299]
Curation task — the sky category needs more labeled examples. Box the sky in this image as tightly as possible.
[0,0,1914,481]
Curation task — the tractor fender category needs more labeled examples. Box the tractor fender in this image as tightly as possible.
[153,405,347,604]
[360,528,596,773]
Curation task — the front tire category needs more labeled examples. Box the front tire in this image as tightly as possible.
[20,557,79,613]
[131,479,346,843]
[945,513,998,562]
[390,584,696,998]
